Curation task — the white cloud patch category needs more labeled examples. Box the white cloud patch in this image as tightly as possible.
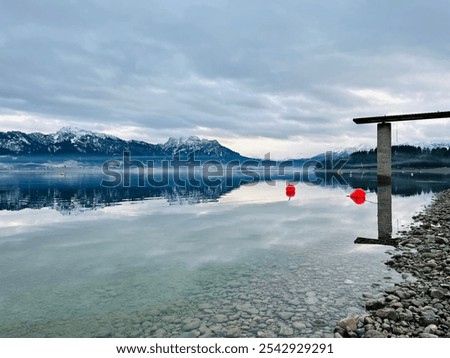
[347,88,411,106]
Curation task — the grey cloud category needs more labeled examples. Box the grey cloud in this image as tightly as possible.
[0,0,449,150]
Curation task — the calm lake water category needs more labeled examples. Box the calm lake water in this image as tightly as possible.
[0,171,448,337]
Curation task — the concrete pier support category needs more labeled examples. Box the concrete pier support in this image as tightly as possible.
[377,181,392,240]
[354,111,449,180]
[352,111,450,247]
[377,123,391,184]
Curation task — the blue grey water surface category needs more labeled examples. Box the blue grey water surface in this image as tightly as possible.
[0,171,446,337]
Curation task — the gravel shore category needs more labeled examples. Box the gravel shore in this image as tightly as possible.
[334,188,450,338]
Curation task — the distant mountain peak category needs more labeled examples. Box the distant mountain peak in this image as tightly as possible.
[57,126,85,134]
[334,144,373,155]
[55,126,111,139]
[164,136,205,145]
[0,128,246,161]
[400,141,450,150]
[183,135,202,142]
[159,135,239,159]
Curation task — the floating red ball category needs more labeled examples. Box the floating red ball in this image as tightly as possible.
[286,184,296,198]
[349,188,366,205]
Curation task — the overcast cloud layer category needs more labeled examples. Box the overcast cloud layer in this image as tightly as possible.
[0,0,449,158]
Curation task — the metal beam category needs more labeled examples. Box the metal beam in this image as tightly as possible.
[353,110,450,124]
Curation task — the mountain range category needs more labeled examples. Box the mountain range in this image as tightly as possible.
[0,127,449,168]
[0,127,245,162]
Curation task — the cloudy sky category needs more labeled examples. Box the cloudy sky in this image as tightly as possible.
[1,0,449,158]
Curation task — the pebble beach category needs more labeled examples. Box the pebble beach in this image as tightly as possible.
[335,189,450,338]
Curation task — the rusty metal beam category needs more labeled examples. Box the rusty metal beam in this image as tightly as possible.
[353,110,450,124]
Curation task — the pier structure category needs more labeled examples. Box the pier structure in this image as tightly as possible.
[353,110,450,245]
[353,110,450,184]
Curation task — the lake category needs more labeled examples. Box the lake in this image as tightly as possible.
[0,170,448,337]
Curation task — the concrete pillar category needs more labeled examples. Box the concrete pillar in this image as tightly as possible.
[377,181,392,240]
[377,122,392,240]
[377,122,391,184]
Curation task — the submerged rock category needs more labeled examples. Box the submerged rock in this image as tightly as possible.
[182,318,202,331]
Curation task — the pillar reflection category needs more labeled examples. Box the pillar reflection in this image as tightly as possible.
[354,178,396,246]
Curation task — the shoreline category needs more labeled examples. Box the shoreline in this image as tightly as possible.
[334,189,450,338]
[315,167,450,175]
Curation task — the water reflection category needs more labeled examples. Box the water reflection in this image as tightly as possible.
[342,172,449,197]
[353,178,401,246]
[348,173,449,246]
[0,172,240,214]
[0,172,447,338]
[377,182,392,240]
[0,171,448,214]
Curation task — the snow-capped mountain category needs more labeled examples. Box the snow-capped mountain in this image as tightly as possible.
[0,128,129,155]
[1,127,448,164]
[0,128,246,161]
[333,144,373,157]
[402,142,450,150]
[161,136,241,160]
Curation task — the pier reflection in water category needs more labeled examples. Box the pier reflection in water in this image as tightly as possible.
[354,178,395,246]
[378,181,393,241]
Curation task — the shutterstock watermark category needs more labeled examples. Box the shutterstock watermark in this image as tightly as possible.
[100,152,349,188]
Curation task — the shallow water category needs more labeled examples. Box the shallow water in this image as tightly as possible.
[0,172,445,337]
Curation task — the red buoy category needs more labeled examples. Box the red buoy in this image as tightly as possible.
[286,184,296,200]
[349,188,366,205]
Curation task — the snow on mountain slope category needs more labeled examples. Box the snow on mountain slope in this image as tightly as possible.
[0,128,245,161]
[1,127,447,160]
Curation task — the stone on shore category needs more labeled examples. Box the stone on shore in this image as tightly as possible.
[333,189,450,338]
[337,317,357,332]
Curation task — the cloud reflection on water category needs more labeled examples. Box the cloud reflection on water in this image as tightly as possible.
[0,175,446,335]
